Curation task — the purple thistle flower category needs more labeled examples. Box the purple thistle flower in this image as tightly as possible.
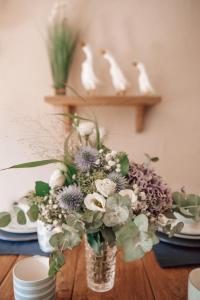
[127,162,172,216]
[108,172,128,192]
[75,146,99,172]
[57,185,83,211]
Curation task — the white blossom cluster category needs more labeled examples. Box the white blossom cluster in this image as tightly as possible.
[39,191,67,226]
[97,149,121,173]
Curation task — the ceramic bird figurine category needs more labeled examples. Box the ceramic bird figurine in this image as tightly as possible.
[101,49,129,95]
[81,42,100,95]
[133,62,155,94]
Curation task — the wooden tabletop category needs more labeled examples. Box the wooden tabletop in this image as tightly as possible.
[0,243,191,300]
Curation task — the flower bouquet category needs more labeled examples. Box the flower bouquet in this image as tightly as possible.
[0,114,185,292]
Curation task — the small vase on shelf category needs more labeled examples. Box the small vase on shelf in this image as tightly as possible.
[54,87,66,95]
[85,237,117,292]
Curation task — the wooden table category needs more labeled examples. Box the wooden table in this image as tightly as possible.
[0,243,191,300]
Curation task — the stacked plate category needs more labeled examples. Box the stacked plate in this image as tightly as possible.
[158,213,200,247]
[0,221,37,242]
[0,201,37,242]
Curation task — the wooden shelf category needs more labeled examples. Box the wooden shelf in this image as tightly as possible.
[44,95,161,132]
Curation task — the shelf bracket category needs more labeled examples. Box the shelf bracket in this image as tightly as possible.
[135,105,146,132]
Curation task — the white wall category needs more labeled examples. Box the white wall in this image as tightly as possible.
[0,0,200,210]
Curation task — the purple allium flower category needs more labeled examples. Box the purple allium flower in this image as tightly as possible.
[108,172,128,192]
[127,162,172,216]
[57,185,83,211]
[75,146,99,172]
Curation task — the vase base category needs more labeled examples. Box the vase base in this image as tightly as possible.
[87,280,114,293]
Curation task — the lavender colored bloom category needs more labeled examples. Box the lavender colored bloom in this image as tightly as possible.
[58,185,83,211]
[108,172,128,192]
[127,162,172,216]
[75,146,99,172]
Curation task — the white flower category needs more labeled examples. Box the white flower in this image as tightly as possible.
[108,160,116,167]
[140,192,146,200]
[49,169,66,188]
[95,179,116,197]
[84,193,106,212]
[119,189,138,205]
[90,127,106,144]
[77,121,94,136]
[111,150,117,157]
[116,168,121,173]
[95,159,100,165]
[105,153,112,161]
[99,149,104,153]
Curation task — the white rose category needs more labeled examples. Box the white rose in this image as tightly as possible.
[77,121,94,136]
[49,169,66,188]
[119,189,138,205]
[84,193,106,212]
[95,179,116,197]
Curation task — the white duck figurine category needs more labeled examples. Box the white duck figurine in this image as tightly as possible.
[101,49,129,95]
[133,62,155,94]
[81,42,100,94]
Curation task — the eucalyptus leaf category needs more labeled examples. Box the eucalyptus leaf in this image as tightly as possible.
[101,227,116,246]
[0,212,11,227]
[17,209,27,225]
[48,250,65,277]
[169,222,184,237]
[27,204,39,222]
[49,232,66,249]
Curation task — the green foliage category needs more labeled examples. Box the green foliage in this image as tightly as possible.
[172,191,200,221]
[0,212,11,227]
[35,181,50,197]
[87,232,102,254]
[101,227,116,246]
[27,204,39,222]
[49,250,65,277]
[47,20,77,89]
[83,211,103,233]
[118,153,129,176]
[103,194,131,227]
[115,215,157,261]
[16,209,26,225]
[49,232,68,250]
[2,159,60,170]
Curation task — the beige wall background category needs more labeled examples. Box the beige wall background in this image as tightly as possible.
[0,0,200,210]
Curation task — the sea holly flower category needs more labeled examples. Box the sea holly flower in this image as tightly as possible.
[108,172,128,192]
[77,121,94,136]
[95,179,116,197]
[84,193,106,212]
[57,185,83,211]
[75,146,99,172]
[49,169,66,188]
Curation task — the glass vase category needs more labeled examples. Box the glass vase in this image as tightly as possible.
[85,238,117,292]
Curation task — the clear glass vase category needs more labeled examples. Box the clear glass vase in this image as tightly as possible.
[85,238,117,292]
